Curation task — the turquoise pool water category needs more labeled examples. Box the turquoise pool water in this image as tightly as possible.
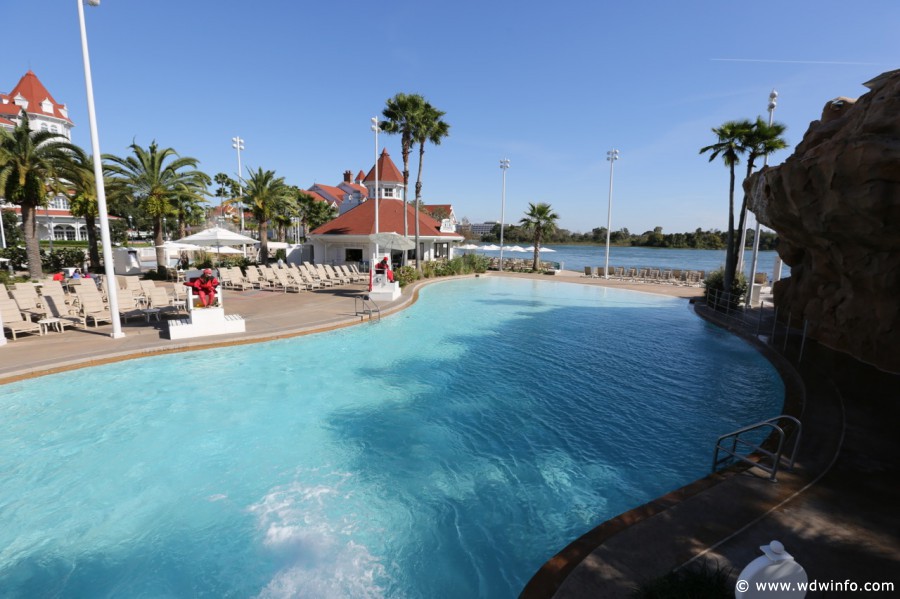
[0,278,783,598]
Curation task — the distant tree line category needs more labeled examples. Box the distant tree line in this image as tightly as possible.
[473,223,776,250]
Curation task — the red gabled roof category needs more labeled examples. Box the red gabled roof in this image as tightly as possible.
[310,183,346,204]
[302,189,335,205]
[0,115,15,126]
[4,70,72,124]
[341,182,367,196]
[355,170,366,183]
[310,199,461,238]
[363,149,403,183]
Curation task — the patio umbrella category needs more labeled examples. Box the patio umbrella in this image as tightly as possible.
[458,243,481,250]
[369,232,415,251]
[503,245,528,252]
[176,226,258,258]
[524,246,556,252]
[481,244,500,251]
[156,241,205,252]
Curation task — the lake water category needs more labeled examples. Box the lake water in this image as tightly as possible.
[469,246,787,280]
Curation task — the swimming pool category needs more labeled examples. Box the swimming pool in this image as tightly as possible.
[0,277,783,598]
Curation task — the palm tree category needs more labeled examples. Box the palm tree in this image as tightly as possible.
[104,141,209,276]
[699,120,753,295]
[296,190,336,237]
[380,92,426,262]
[57,146,102,272]
[734,118,789,273]
[411,101,450,271]
[519,202,559,271]
[243,167,292,264]
[0,112,77,278]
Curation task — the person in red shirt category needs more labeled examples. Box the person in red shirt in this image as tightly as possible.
[52,271,65,281]
[184,268,219,308]
[377,257,394,283]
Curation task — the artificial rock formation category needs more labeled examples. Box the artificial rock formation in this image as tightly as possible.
[747,70,900,373]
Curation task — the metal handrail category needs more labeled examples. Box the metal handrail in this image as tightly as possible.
[354,295,381,322]
[712,415,802,482]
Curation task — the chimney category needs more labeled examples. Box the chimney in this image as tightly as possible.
[343,170,352,183]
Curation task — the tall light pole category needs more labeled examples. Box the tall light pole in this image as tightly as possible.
[77,0,123,338]
[232,136,244,232]
[604,149,619,279]
[499,158,510,272]
[749,89,778,294]
[371,117,380,259]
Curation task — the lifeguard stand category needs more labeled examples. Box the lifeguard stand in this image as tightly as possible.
[367,253,401,302]
[167,285,245,340]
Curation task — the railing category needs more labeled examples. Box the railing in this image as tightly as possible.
[712,415,802,482]
[354,295,380,322]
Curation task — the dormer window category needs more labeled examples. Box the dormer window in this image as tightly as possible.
[59,105,68,118]
[13,93,28,109]
[41,99,53,114]
[383,188,394,197]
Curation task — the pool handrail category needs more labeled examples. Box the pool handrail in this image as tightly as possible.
[712,414,802,482]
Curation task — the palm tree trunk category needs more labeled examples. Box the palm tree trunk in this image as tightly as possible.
[154,218,167,278]
[414,142,425,271]
[259,220,269,265]
[723,167,736,295]
[532,231,541,271]
[85,215,101,272]
[22,204,43,279]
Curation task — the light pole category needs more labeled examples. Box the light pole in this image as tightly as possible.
[77,0,123,338]
[604,149,619,279]
[371,117,380,259]
[749,89,778,294]
[232,136,244,232]
[499,158,510,271]
[46,205,54,253]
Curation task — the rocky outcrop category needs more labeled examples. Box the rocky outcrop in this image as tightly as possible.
[747,70,900,373]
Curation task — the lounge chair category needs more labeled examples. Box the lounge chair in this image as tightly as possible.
[78,295,114,327]
[324,264,349,284]
[272,268,302,293]
[0,297,43,340]
[583,266,595,278]
[9,288,49,321]
[40,295,82,331]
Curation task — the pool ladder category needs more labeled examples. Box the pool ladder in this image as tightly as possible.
[354,295,381,322]
[711,415,801,482]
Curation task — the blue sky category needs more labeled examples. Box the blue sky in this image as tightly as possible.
[3,0,897,233]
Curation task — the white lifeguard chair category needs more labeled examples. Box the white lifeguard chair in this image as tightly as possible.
[367,253,401,302]
[166,282,245,340]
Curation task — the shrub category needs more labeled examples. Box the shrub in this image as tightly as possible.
[704,268,748,311]
[395,265,419,287]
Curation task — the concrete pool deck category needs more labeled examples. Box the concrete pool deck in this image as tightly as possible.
[3,270,896,596]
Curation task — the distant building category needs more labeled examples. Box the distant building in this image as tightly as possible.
[469,221,499,236]
[0,71,109,242]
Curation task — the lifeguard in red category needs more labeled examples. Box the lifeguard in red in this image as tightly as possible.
[184,268,219,307]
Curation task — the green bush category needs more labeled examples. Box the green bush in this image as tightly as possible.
[704,268,748,310]
[395,265,420,287]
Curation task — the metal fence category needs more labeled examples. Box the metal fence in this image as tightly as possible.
[704,287,810,363]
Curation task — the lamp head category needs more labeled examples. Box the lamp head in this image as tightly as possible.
[87,0,101,6]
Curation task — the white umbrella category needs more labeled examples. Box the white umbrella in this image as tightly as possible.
[156,241,204,252]
[265,241,291,250]
[481,244,500,251]
[524,246,556,252]
[504,245,527,252]
[176,226,258,246]
[369,232,415,251]
[458,243,481,250]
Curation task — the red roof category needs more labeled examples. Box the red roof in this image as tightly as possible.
[363,149,403,183]
[310,199,461,238]
[355,170,366,183]
[302,189,335,205]
[1,71,72,124]
[308,184,346,204]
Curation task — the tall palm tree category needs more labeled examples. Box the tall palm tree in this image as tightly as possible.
[380,92,426,263]
[519,202,559,271]
[734,118,789,274]
[296,190,337,237]
[104,141,209,276]
[0,112,76,278]
[699,119,753,294]
[57,146,103,272]
[243,167,292,264]
[411,101,450,271]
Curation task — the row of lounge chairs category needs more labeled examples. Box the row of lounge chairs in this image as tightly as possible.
[1,276,184,340]
[219,263,366,293]
[582,266,707,286]
[488,258,557,272]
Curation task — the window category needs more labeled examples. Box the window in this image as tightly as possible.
[345,248,363,263]
[435,242,449,259]
[383,188,394,197]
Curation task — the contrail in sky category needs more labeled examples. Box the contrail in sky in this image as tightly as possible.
[711,58,879,66]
